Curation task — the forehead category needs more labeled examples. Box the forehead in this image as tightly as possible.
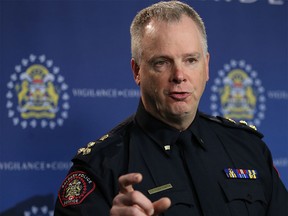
[146,15,194,30]
[141,15,203,54]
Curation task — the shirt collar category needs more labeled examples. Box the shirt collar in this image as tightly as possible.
[134,101,207,153]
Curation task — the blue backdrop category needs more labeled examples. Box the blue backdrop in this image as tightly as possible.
[0,0,287,214]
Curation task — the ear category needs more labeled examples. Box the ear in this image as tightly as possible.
[205,53,210,82]
[131,58,140,86]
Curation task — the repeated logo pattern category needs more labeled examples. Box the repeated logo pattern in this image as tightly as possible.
[24,205,53,216]
[6,54,70,129]
[210,59,266,126]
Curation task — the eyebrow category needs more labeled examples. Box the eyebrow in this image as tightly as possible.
[183,52,201,59]
[148,52,201,63]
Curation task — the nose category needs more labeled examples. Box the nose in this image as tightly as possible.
[170,64,186,84]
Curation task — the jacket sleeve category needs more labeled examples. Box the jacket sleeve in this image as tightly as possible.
[54,165,111,216]
[265,146,288,215]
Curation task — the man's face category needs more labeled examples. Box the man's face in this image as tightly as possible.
[132,15,209,128]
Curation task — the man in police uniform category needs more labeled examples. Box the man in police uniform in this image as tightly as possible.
[54,1,288,215]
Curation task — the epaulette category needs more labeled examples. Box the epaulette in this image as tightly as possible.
[199,112,264,138]
[77,115,134,156]
[77,133,111,156]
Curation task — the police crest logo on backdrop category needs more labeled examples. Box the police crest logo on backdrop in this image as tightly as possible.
[6,54,70,129]
[210,59,266,126]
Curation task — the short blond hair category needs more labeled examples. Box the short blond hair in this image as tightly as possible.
[130,1,208,64]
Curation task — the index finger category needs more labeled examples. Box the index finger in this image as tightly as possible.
[118,173,143,193]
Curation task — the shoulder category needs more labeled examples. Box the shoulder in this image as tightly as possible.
[73,115,135,163]
[198,112,264,138]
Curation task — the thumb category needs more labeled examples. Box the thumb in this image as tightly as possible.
[152,197,171,215]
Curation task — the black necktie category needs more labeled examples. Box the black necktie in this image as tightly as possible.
[177,131,225,216]
[177,131,203,216]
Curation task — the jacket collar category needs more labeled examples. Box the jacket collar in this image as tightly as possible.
[135,100,207,152]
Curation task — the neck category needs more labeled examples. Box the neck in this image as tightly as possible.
[160,111,196,131]
[139,99,197,131]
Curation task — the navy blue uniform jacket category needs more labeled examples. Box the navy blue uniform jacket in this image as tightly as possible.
[54,102,288,215]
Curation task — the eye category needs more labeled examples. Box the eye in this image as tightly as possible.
[151,58,171,72]
[154,59,168,67]
[186,57,198,64]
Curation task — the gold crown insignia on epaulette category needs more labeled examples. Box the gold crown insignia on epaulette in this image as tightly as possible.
[239,120,257,131]
[227,118,236,124]
[77,134,109,155]
[226,118,257,131]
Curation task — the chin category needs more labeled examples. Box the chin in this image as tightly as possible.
[171,103,190,113]
[168,109,189,118]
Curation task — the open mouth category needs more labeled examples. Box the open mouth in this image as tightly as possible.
[169,92,191,101]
